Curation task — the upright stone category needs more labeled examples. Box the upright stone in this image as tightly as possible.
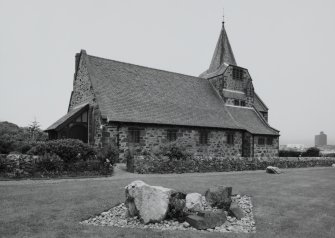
[125,180,175,224]
[205,186,232,210]
[186,193,204,211]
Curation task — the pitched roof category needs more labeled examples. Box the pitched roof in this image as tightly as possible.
[46,50,278,136]
[226,105,279,135]
[200,24,236,79]
[85,54,240,130]
[46,103,88,131]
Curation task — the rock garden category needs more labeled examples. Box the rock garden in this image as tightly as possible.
[81,180,256,233]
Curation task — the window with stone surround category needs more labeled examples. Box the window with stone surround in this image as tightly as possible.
[258,137,265,145]
[167,129,177,142]
[227,133,234,145]
[199,130,208,145]
[128,128,141,143]
[232,67,243,80]
[266,137,273,145]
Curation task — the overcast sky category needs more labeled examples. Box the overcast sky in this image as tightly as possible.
[0,0,334,146]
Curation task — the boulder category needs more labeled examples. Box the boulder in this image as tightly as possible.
[166,192,187,221]
[266,166,282,174]
[125,180,175,224]
[229,201,244,220]
[186,210,227,230]
[204,186,232,210]
[332,164,335,167]
[186,193,203,211]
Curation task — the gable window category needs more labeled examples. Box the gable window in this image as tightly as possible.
[167,129,177,142]
[232,67,243,80]
[258,137,265,145]
[199,130,209,145]
[267,137,273,145]
[227,133,234,145]
[233,99,246,107]
[128,128,141,143]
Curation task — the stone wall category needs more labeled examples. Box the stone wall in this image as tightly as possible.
[133,155,335,174]
[69,52,95,110]
[103,123,244,160]
[253,136,279,158]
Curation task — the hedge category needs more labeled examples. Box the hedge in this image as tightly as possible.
[133,155,335,174]
[0,153,114,178]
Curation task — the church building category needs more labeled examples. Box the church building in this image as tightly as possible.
[46,19,279,159]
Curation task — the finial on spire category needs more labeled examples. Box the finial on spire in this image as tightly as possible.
[222,8,225,24]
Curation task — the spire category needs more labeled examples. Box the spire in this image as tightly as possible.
[200,17,237,79]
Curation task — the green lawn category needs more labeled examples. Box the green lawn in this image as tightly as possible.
[0,167,334,238]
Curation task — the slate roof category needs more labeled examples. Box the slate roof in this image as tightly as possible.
[200,24,236,79]
[85,54,240,130]
[226,105,279,135]
[46,103,88,131]
[46,51,278,135]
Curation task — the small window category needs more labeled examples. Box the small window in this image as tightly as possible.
[258,137,265,145]
[240,101,246,107]
[234,99,240,106]
[227,133,234,145]
[128,128,141,143]
[199,130,208,145]
[232,67,243,80]
[167,129,177,142]
[266,137,273,145]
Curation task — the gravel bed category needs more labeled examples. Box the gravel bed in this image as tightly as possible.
[80,195,256,233]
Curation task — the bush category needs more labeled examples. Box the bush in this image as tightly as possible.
[96,143,119,165]
[152,139,192,160]
[302,147,320,157]
[36,153,64,173]
[28,139,96,163]
[279,150,302,157]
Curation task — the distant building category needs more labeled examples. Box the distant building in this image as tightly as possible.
[315,132,327,146]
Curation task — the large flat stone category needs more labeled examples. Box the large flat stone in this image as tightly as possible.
[266,166,282,174]
[229,201,244,220]
[186,210,227,230]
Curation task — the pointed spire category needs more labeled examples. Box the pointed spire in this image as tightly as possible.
[200,17,237,79]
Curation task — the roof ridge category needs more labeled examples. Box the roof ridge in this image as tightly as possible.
[87,54,204,81]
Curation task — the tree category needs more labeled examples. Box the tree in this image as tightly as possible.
[303,147,320,157]
[28,119,41,141]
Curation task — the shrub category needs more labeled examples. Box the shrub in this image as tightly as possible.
[36,153,64,173]
[279,150,302,157]
[28,139,96,163]
[96,143,119,165]
[152,139,192,160]
[302,147,320,157]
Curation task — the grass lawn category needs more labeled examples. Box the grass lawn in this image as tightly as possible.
[0,167,334,238]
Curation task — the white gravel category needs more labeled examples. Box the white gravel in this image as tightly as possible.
[80,195,256,233]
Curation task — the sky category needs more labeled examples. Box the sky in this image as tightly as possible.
[0,0,334,146]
